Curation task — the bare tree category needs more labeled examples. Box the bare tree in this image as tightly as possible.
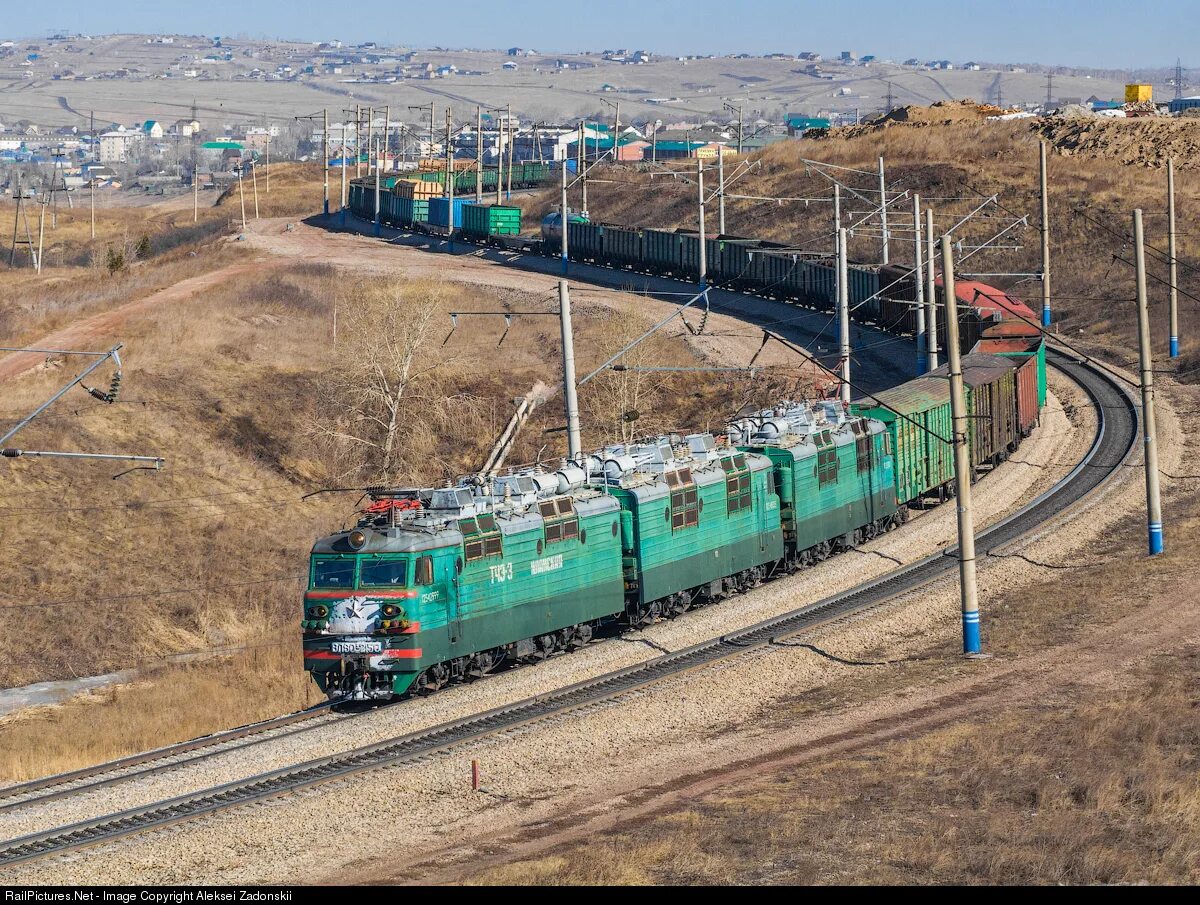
[310,278,447,484]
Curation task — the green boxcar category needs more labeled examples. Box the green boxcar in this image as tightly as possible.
[304,485,624,698]
[462,203,522,239]
[851,378,953,506]
[599,441,784,608]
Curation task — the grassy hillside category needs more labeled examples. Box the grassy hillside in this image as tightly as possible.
[520,109,1200,361]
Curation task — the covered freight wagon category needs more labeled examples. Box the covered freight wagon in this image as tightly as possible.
[929,353,1019,469]
[851,377,953,507]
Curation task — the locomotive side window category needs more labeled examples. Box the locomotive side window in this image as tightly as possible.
[670,484,699,530]
[415,555,433,586]
[855,434,872,473]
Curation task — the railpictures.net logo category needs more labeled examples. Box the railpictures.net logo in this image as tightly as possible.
[5,894,294,903]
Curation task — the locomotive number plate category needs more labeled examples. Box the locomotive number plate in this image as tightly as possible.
[331,641,383,654]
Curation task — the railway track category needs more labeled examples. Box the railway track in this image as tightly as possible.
[0,703,342,815]
[0,349,1136,871]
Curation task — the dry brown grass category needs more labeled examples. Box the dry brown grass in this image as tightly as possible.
[213,162,327,221]
[520,117,1200,361]
[473,647,1199,885]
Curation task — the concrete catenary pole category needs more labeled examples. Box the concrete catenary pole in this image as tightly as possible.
[925,206,939,370]
[913,194,927,374]
[1040,140,1052,327]
[193,157,199,223]
[446,107,455,250]
[350,105,360,178]
[237,165,247,231]
[1167,158,1179,358]
[506,103,514,200]
[1134,209,1164,555]
[578,122,587,212]
[697,157,707,289]
[251,157,259,219]
[837,227,851,404]
[340,122,348,225]
[559,279,582,460]
[91,177,97,240]
[365,106,373,176]
[476,106,483,203]
[264,132,270,193]
[833,182,841,240]
[717,148,726,236]
[941,234,980,654]
[878,155,889,265]
[322,108,330,216]
[560,158,569,274]
[373,131,382,238]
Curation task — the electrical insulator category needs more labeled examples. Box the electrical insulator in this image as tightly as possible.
[106,372,123,403]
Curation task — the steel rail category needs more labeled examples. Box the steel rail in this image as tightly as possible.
[0,349,1136,870]
[0,703,338,813]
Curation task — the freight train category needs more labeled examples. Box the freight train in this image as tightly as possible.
[310,176,1047,702]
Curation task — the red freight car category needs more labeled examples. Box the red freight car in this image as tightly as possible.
[974,323,1043,437]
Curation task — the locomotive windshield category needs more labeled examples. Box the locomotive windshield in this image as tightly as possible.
[312,557,355,588]
[360,557,408,587]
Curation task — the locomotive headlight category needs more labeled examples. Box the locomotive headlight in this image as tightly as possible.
[347,530,367,550]
[381,604,401,618]
[307,605,329,619]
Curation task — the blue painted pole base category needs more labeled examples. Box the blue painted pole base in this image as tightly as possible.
[561,255,569,275]
[962,610,981,654]
[374,220,381,238]
[1041,306,1051,328]
[1170,337,1179,358]
[1149,522,1164,555]
[323,201,330,216]
[916,353,928,375]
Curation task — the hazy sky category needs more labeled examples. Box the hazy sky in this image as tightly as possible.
[4,0,1191,69]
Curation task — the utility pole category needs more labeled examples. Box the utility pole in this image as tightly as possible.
[996,77,1004,111]
[475,105,483,203]
[90,176,97,240]
[837,227,851,404]
[1134,209,1164,556]
[237,164,247,231]
[559,158,569,274]
[913,194,927,374]
[717,148,726,235]
[885,81,895,113]
[355,104,362,178]
[578,121,587,212]
[925,206,938,370]
[1039,140,1051,326]
[724,102,743,154]
[878,155,889,265]
[941,234,981,655]
[833,182,841,240]
[264,131,270,194]
[251,158,259,219]
[365,106,373,176]
[1045,72,1053,109]
[373,129,382,238]
[382,104,390,174]
[322,108,330,216]
[697,157,707,289]
[446,106,455,249]
[1167,158,1179,358]
[506,103,514,200]
[1175,58,1185,100]
[559,280,581,460]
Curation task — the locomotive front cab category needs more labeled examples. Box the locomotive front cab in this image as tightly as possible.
[302,532,454,701]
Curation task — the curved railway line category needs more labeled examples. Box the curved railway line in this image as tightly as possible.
[0,349,1137,871]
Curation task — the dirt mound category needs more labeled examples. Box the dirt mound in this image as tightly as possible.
[823,100,1007,139]
[1035,117,1200,168]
